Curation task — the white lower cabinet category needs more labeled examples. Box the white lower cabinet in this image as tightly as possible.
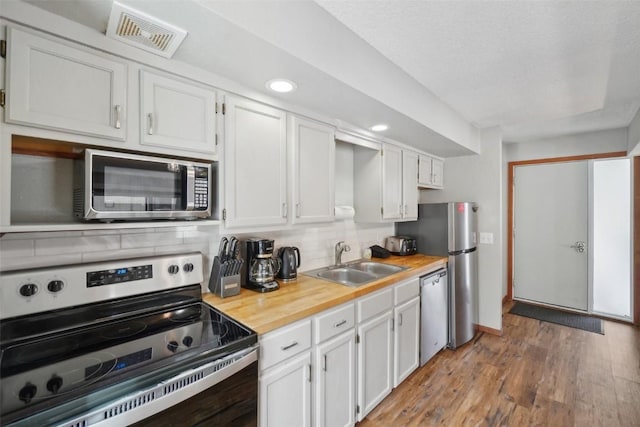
[393,277,421,387]
[260,351,312,427]
[356,289,394,421]
[258,277,424,426]
[393,297,420,386]
[314,330,356,427]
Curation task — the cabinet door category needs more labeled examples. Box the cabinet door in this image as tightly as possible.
[224,96,287,228]
[260,352,311,427]
[401,151,419,220]
[6,27,127,141]
[381,144,403,220]
[394,297,420,386]
[431,158,444,188]
[418,154,433,186]
[291,116,335,224]
[140,70,217,156]
[315,330,356,427]
[357,311,393,421]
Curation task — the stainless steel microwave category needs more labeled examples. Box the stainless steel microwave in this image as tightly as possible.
[74,149,212,221]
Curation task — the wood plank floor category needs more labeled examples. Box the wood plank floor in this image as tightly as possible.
[359,302,640,426]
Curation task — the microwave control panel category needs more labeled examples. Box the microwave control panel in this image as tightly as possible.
[194,167,209,210]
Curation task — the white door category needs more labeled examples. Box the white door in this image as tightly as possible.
[357,311,393,420]
[290,116,335,224]
[513,161,589,310]
[259,352,311,427]
[381,144,403,220]
[7,27,127,141]
[140,70,217,156]
[393,297,420,386]
[223,96,287,228]
[401,151,419,220]
[315,330,356,427]
[418,155,433,186]
[431,158,444,188]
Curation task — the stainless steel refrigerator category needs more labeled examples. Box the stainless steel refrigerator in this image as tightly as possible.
[397,202,478,349]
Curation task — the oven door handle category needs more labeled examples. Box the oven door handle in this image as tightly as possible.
[185,166,196,211]
[79,345,258,427]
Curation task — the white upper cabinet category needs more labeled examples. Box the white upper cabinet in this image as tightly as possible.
[418,154,444,189]
[290,115,335,224]
[223,95,287,228]
[6,27,127,141]
[354,142,419,223]
[381,144,403,220]
[401,150,419,220]
[140,70,217,156]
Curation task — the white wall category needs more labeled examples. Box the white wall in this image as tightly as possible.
[628,108,640,155]
[419,127,504,332]
[505,127,629,161]
[0,222,393,291]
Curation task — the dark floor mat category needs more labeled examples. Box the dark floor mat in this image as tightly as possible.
[509,302,604,334]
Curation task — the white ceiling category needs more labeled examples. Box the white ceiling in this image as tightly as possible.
[15,0,640,152]
[316,0,640,142]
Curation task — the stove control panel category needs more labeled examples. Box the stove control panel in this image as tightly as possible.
[87,264,153,287]
[0,253,203,319]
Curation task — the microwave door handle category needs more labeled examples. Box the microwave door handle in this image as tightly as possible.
[186,166,196,210]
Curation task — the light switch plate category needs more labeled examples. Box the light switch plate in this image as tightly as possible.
[479,232,494,244]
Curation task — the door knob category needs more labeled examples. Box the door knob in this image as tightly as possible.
[570,241,586,253]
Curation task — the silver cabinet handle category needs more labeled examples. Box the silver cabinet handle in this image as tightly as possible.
[282,202,288,218]
[280,341,298,351]
[296,203,300,218]
[323,355,327,371]
[308,364,312,382]
[147,113,154,135]
[334,319,347,328]
[114,105,122,129]
[570,241,586,253]
[399,313,403,326]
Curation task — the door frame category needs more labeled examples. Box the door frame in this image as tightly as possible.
[506,151,638,322]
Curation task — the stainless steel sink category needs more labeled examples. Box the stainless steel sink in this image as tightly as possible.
[304,260,408,287]
[346,261,405,276]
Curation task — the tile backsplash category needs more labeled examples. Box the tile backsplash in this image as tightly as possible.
[0,221,394,290]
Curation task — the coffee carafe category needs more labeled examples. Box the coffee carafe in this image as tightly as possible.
[242,238,280,292]
[277,247,300,281]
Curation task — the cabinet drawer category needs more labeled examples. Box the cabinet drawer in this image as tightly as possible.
[394,277,420,305]
[260,319,312,371]
[357,288,393,323]
[314,302,355,344]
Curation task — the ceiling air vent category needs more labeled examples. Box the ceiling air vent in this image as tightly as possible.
[106,2,187,58]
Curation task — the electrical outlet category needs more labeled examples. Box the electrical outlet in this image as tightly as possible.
[479,232,494,244]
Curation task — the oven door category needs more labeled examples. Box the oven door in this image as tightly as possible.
[83,149,211,220]
[10,346,258,427]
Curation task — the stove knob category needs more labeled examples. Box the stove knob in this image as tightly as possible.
[19,383,37,404]
[183,263,194,273]
[168,265,180,275]
[47,280,64,293]
[182,336,194,347]
[47,376,63,394]
[19,284,38,297]
[167,340,179,352]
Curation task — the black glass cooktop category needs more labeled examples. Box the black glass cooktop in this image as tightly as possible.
[0,285,256,425]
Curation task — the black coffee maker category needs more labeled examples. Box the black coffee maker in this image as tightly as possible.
[277,247,301,282]
[242,238,280,292]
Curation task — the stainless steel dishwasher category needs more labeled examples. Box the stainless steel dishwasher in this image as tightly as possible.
[420,268,448,366]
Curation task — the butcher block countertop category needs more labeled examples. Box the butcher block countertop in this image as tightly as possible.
[203,254,447,335]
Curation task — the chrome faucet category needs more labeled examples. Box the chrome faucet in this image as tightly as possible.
[335,241,351,265]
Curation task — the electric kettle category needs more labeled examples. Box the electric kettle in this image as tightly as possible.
[276,246,301,282]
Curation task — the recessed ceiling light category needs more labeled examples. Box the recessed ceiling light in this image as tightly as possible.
[370,124,388,132]
[266,79,297,93]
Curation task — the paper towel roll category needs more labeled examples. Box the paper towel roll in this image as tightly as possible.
[334,205,355,219]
